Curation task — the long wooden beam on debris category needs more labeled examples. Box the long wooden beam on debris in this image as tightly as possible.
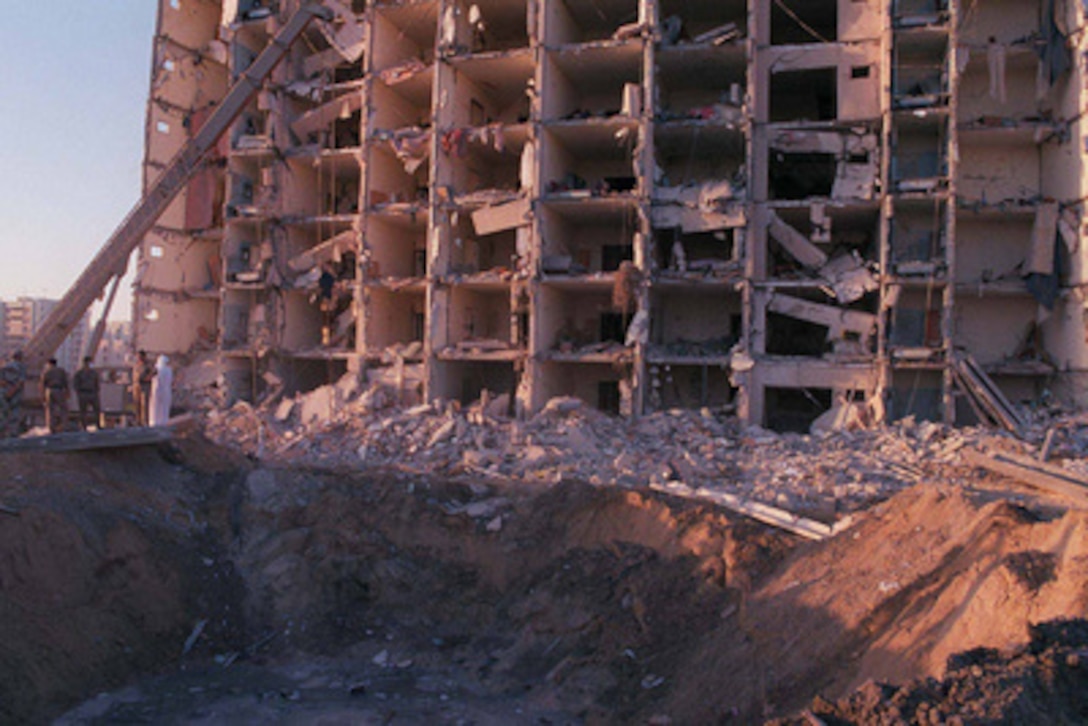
[962,448,1088,504]
[650,481,853,541]
[0,427,173,455]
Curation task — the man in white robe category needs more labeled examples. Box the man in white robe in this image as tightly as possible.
[149,355,173,427]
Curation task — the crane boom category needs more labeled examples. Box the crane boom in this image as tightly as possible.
[20,3,332,371]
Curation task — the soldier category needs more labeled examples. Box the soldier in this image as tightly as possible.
[73,356,101,431]
[39,358,70,434]
[132,350,155,426]
[0,350,27,438]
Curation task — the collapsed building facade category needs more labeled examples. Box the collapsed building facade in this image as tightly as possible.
[133,0,1088,430]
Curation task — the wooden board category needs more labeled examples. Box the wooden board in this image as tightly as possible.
[0,427,173,455]
[962,448,1088,506]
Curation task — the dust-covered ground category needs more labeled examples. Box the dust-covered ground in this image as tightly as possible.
[1,432,1087,724]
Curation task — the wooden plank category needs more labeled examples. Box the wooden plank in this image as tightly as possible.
[951,368,990,424]
[962,354,1023,430]
[649,481,851,541]
[954,362,1005,428]
[962,449,1088,505]
[993,449,1088,489]
[0,427,173,455]
[954,354,1023,433]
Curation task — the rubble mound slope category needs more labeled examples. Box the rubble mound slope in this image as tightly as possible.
[3,435,1087,723]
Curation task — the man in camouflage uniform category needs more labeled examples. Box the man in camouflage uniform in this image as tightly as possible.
[0,350,27,438]
[39,358,70,434]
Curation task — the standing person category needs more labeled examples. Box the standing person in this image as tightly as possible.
[73,356,101,431]
[149,355,173,427]
[0,350,27,438]
[39,358,70,434]
[318,261,336,346]
[132,350,155,426]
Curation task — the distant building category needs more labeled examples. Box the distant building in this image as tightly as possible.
[96,320,134,369]
[1,297,91,372]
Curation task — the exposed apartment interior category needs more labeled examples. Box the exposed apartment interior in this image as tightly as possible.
[134,0,1088,430]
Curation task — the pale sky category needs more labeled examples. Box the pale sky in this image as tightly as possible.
[0,2,157,321]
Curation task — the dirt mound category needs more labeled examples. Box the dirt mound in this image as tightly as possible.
[229,470,796,722]
[661,485,1088,722]
[5,437,1088,723]
[0,441,250,723]
[778,619,1088,725]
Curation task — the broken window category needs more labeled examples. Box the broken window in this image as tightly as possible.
[765,387,833,433]
[765,290,878,358]
[283,358,351,398]
[598,381,621,414]
[889,301,942,349]
[539,201,637,275]
[649,289,740,357]
[447,53,533,127]
[366,213,427,280]
[538,286,633,356]
[893,45,948,108]
[599,312,626,344]
[890,370,942,422]
[647,363,734,412]
[535,359,631,412]
[767,312,830,357]
[442,125,527,198]
[654,125,745,188]
[449,212,517,276]
[436,361,518,406]
[541,123,639,197]
[771,0,836,45]
[364,288,427,351]
[601,245,632,272]
[232,42,258,80]
[655,228,739,277]
[281,154,360,217]
[371,68,434,132]
[890,200,946,274]
[765,206,878,280]
[770,69,837,123]
[542,45,642,121]
[447,286,514,348]
[235,0,273,22]
[544,0,639,45]
[367,144,431,208]
[441,0,530,55]
[892,121,947,191]
[658,0,747,42]
[372,3,438,71]
[769,152,837,200]
[656,45,745,120]
[894,0,949,28]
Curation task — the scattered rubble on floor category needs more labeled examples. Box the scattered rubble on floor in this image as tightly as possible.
[773,619,1088,726]
[200,373,1088,527]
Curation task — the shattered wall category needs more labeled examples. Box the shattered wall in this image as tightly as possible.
[132,0,1088,428]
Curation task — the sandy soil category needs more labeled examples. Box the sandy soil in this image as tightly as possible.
[1,433,1086,724]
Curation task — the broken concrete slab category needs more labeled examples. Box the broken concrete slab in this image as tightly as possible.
[290,92,363,140]
[767,294,878,342]
[471,198,531,236]
[768,212,828,270]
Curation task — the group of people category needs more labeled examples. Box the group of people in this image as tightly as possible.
[0,349,173,437]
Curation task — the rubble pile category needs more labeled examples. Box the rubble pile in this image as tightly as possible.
[196,373,1088,520]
